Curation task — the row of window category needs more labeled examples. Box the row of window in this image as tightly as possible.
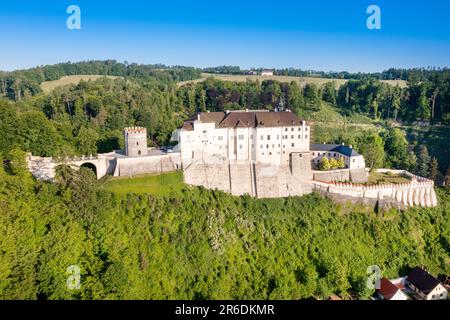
[284,127,308,132]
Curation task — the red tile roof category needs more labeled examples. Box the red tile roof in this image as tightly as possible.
[181,111,305,130]
[378,278,401,300]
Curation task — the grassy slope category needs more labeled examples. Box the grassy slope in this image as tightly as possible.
[41,75,120,92]
[178,73,408,88]
[101,171,185,195]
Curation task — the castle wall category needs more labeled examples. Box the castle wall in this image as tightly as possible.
[183,160,313,199]
[313,170,351,182]
[313,178,438,208]
[114,153,181,176]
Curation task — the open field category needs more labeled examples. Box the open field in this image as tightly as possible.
[101,171,185,195]
[41,75,120,92]
[368,171,412,185]
[178,73,408,88]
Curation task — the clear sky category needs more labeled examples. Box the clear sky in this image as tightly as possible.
[1,0,450,72]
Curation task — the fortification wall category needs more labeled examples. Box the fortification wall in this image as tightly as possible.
[183,161,313,198]
[313,178,438,208]
[27,155,57,181]
[312,168,369,183]
[115,153,181,176]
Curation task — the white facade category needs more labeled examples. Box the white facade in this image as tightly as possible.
[310,145,366,170]
[178,111,310,165]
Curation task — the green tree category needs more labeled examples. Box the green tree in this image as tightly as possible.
[75,127,99,156]
[358,133,385,170]
[383,128,409,169]
[320,157,331,171]
[429,157,439,182]
[337,157,346,169]
[329,158,339,170]
[417,145,431,178]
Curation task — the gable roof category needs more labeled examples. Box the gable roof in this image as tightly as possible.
[378,278,402,300]
[407,267,442,294]
[181,111,306,130]
[310,144,360,157]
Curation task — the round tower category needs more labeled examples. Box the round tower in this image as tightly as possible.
[124,127,148,156]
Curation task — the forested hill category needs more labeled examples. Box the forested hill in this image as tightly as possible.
[0,60,201,101]
[0,61,449,180]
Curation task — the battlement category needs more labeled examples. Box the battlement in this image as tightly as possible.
[124,127,147,135]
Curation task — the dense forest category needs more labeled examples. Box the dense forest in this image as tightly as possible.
[0,159,449,299]
[0,61,450,299]
[203,65,450,81]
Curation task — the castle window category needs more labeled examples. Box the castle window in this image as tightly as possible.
[261,135,264,140]
[218,136,223,141]
[239,135,244,140]
[353,159,355,163]
[239,145,243,149]
[298,135,301,139]
[305,135,308,139]
[333,153,336,157]
[298,127,301,131]
[266,144,269,149]
[138,150,141,155]
[250,135,253,139]
[285,128,288,132]
[272,144,275,148]
[262,152,264,155]
[283,151,285,154]
[291,143,295,147]
[260,144,263,149]
[305,127,308,131]
[291,135,294,139]
[299,154,303,158]
[203,130,207,134]
[291,128,294,131]
[267,135,271,140]
[277,135,280,140]
[312,152,315,156]
[269,152,272,155]
[278,144,280,147]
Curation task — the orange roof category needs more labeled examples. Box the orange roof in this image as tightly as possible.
[378,278,401,300]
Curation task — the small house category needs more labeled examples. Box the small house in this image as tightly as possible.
[377,277,408,300]
[406,267,448,300]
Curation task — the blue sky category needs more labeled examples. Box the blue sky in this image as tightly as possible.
[1,0,450,72]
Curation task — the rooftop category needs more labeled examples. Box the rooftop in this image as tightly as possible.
[181,110,306,130]
[310,143,361,157]
[407,267,442,294]
[378,278,402,300]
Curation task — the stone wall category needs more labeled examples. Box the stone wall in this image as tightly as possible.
[313,178,438,208]
[27,154,57,181]
[183,160,312,199]
[114,153,181,176]
[312,168,368,183]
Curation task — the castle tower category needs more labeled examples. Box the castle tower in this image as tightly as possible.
[124,127,148,157]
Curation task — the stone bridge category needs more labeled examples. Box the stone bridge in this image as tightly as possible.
[27,153,112,181]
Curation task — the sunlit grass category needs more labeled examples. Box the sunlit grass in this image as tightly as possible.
[101,171,185,195]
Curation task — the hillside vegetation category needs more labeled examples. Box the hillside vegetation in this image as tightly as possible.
[177,73,408,88]
[0,164,449,299]
[41,75,121,92]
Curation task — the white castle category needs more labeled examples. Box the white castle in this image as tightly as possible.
[174,110,365,170]
[26,110,438,208]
